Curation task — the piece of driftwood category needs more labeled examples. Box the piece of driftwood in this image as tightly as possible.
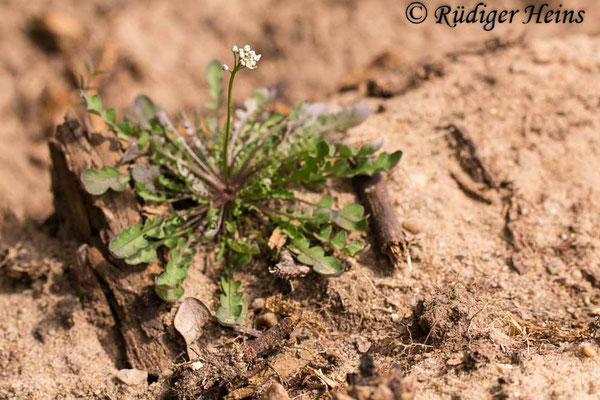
[354,173,409,267]
[49,113,178,375]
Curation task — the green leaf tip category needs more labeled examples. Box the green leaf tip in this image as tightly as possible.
[289,238,344,277]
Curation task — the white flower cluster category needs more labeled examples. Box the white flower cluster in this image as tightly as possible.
[232,45,261,70]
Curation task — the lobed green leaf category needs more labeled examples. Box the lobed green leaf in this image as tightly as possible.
[288,238,344,277]
[81,166,129,195]
[108,216,162,260]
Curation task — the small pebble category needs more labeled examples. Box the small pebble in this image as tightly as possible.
[390,313,400,322]
[402,219,421,234]
[591,307,600,315]
[251,297,266,311]
[355,336,372,353]
[116,368,148,386]
[581,344,597,358]
[190,361,203,371]
[256,312,278,329]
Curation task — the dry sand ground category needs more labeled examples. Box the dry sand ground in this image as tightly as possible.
[1,1,600,399]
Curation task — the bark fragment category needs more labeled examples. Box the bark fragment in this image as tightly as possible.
[243,316,298,363]
[49,114,177,375]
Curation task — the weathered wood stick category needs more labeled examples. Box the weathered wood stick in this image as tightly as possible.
[449,170,493,205]
[442,124,499,189]
[242,316,298,363]
[353,173,409,267]
[49,113,177,375]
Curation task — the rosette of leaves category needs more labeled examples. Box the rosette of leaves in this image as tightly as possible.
[80,58,401,326]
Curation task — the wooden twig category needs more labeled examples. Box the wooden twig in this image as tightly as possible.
[49,113,177,375]
[242,316,298,363]
[442,124,499,189]
[446,34,525,60]
[354,173,409,267]
[449,170,493,205]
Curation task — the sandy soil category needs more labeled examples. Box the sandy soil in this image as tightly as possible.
[1,1,600,399]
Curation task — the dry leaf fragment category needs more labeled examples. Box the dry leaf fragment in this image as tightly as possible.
[261,382,290,400]
[269,249,310,278]
[174,297,211,359]
[268,228,287,252]
[306,366,338,388]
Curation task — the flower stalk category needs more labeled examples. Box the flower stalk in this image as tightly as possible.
[221,45,262,184]
[222,66,238,182]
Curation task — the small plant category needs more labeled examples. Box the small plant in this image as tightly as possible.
[80,45,402,326]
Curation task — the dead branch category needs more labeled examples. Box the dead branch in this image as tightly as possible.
[442,124,499,189]
[242,316,298,363]
[354,173,409,267]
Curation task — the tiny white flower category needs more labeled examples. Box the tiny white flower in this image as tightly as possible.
[221,64,229,71]
[232,45,238,52]
[235,44,261,70]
